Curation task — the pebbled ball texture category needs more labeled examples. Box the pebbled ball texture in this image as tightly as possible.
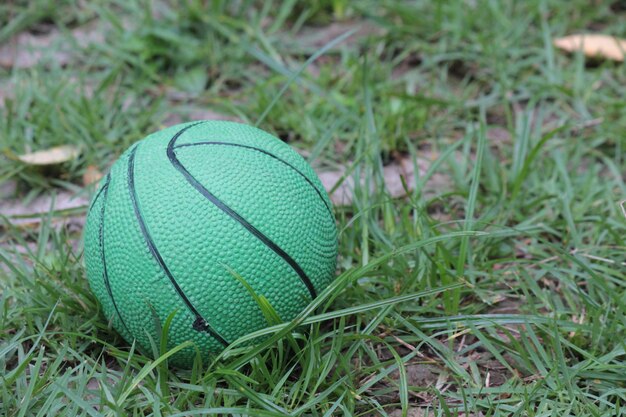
[84,121,338,368]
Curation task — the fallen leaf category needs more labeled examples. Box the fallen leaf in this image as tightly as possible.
[553,34,626,61]
[83,165,103,186]
[17,145,80,165]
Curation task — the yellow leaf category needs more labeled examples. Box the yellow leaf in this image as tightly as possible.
[554,34,626,61]
[17,145,79,165]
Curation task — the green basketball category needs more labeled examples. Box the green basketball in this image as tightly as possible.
[84,121,337,368]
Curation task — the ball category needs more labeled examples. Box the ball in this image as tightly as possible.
[83,121,337,368]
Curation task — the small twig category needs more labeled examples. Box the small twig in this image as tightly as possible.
[579,253,626,267]
[389,334,432,360]
[391,334,416,351]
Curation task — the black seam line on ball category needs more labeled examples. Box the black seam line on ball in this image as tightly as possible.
[166,127,318,300]
[173,141,333,219]
[88,174,111,214]
[127,145,229,347]
[99,174,133,336]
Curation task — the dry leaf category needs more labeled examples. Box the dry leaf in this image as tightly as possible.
[18,145,79,165]
[83,165,103,186]
[553,34,626,61]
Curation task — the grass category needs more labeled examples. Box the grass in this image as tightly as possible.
[1,0,625,416]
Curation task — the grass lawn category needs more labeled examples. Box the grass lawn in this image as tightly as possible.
[1,1,625,416]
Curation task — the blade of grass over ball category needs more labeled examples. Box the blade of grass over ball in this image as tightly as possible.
[156,310,178,397]
[223,264,283,326]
